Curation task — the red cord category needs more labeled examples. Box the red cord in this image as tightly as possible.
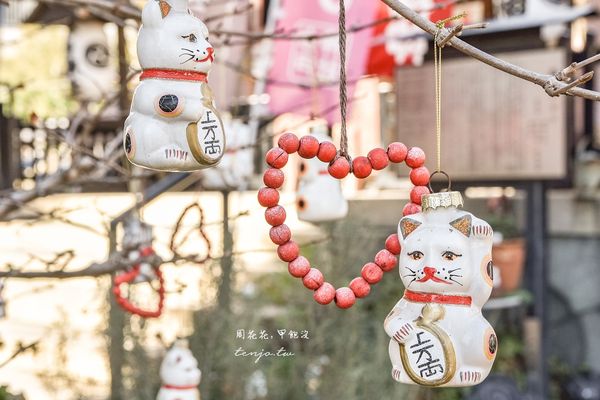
[113,247,165,318]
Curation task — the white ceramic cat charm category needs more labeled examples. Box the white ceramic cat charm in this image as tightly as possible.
[296,127,348,222]
[125,0,226,171]
[157,339,202,400]
[384,191,497,387]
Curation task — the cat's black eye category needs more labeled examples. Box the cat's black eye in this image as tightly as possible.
[182,34,197,43]
[442,251,462,261]
[408,251,424,260]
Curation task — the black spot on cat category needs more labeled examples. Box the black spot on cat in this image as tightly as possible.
[159,94,179,113]
[298,198,306,210]
[125,133,132,154]
[299,162,306,173]
[489,334,497,355]
[487,261,494,280]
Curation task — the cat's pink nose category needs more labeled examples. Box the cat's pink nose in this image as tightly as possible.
[423,267,437,276]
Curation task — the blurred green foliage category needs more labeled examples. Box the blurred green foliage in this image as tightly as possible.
[0,25,77,120]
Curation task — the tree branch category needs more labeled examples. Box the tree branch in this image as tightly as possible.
[380,0,600,101]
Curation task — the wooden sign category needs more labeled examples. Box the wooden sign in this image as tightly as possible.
[396,48,568,181]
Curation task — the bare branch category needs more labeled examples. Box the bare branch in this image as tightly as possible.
[380,0,600,102]
[0,341,39,369]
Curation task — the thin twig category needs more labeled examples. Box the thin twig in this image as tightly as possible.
[380,0,600,102]
[0,342,39,369]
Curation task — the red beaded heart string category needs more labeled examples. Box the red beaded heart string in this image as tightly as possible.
[259,135,429,309]
[257,1,431,309]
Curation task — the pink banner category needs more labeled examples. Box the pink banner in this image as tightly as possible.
[266,0,378,123]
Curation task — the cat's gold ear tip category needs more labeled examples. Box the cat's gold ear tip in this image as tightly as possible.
[421,191,463,212]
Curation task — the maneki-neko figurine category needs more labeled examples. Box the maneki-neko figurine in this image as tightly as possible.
[157,340,202,400]
[385,191,497,387]
[124,0,225,171]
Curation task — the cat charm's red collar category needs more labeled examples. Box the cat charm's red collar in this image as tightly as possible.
[404,289,472,306]
[161,384,198,390]
[141,68,208,82]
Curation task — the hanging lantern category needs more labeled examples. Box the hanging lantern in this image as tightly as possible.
[200,117,255,190]
[385,190,497,387]
[157,339,202,400]
[68,20,117,102]
[125,0,226,172]
[296,126,348,223]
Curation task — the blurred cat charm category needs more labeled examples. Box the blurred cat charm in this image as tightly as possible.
[125,0,225,171]
[296,126,348,222]
[157,340,202,400]
[384,191,497,387]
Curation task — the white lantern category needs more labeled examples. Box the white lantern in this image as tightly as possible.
[296,126,348,222]
[384,191,497,387]
[67,20,117,102]
[125,0,226,172]
[157,339,202,400]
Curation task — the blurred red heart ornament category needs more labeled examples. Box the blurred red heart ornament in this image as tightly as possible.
[258,132,430,309]
[113,246,165,318]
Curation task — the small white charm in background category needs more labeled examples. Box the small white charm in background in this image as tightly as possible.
[68,20,117,102]
[296,125,348,223]
[200,117,255,190]
[157,339,202,400]
[383,0,433,67]
[385,191,497,387]
[125,0,226,172]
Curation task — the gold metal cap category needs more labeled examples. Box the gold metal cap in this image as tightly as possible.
[421,191,464,212]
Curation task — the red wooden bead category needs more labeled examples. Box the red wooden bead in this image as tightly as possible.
[317,141,338,163]
[406,147,426,168]
[314,282,336,305]
[352,156,372,179]
[303,268,324,290]
[270,224,291,245]
[258,187,280,208]
[385,234,401,255]
[349,277,371,298]
[298,135,320,159]
[368,148,389,170]
[278,132,300,154]
[263,168,284,188]
[410,166,431,186]
[328,157,351,179]
[410,186,431,205]
[288,256,311,278]
[403,202,422,216]
[375,249,397,272]
[277,240,299,262]
[265,205,286,226]
[387,142,408,163]
[361,262,383,284]
[265,147,288,169]
[335,287,356,309]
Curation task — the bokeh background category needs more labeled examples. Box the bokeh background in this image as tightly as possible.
[0,0,600,399]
